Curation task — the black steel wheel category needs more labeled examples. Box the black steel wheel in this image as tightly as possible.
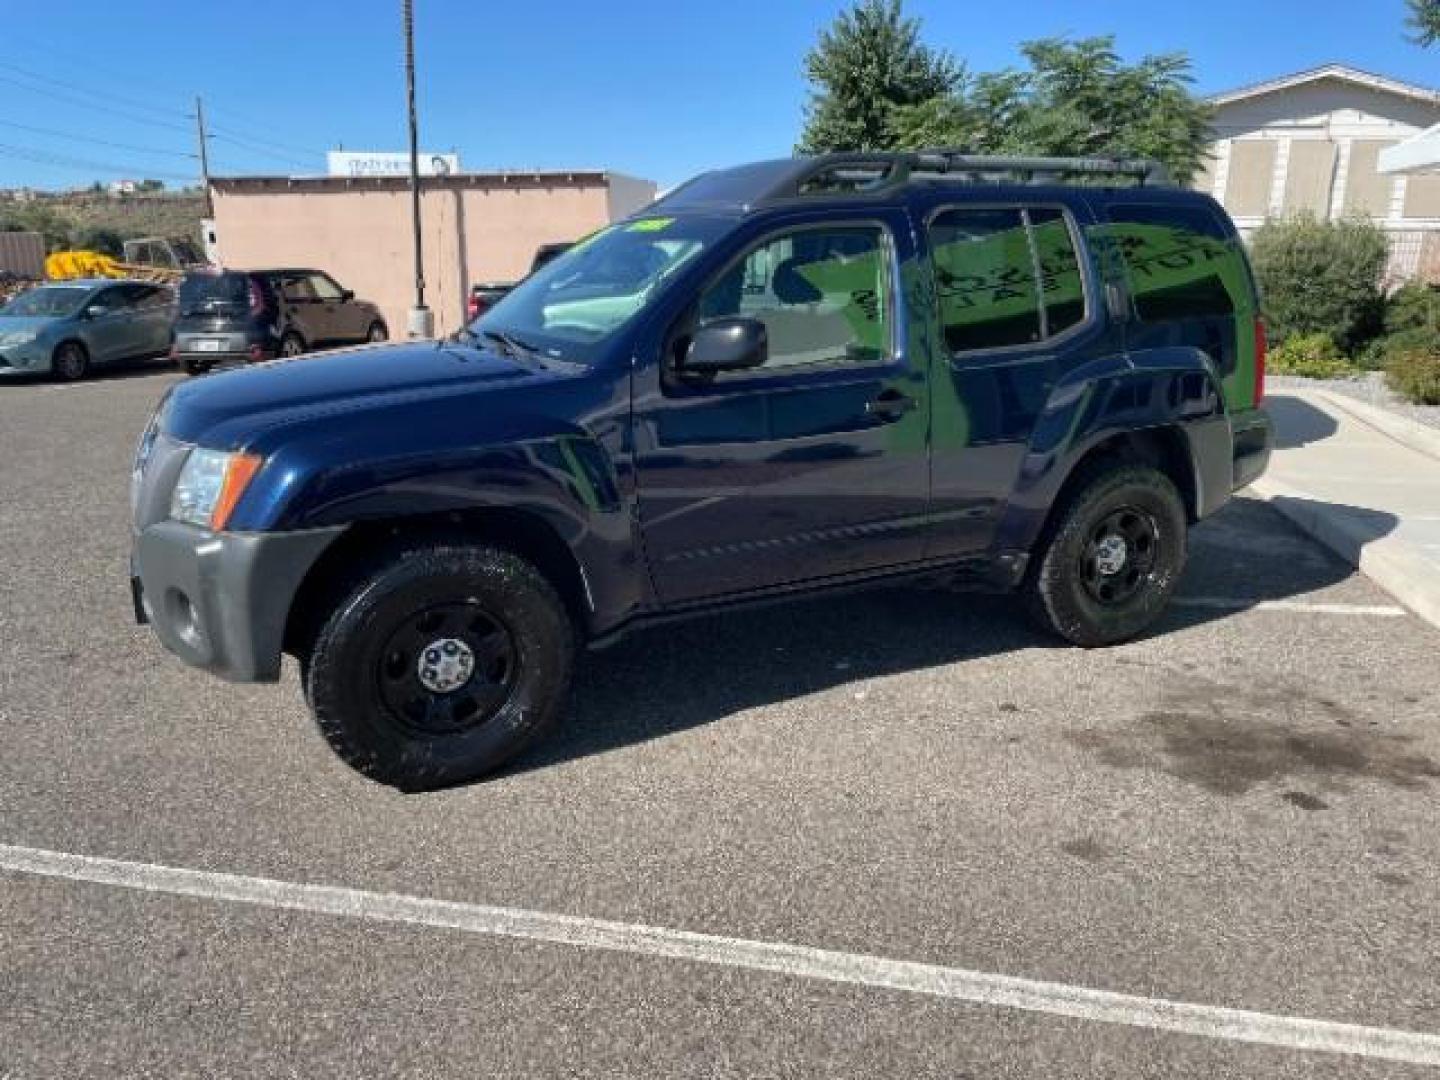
[375,603,519,736]
[1078,506,1160,608]
[304,540,574,790]
[280,332,306,358]
[1024,464,1187,647]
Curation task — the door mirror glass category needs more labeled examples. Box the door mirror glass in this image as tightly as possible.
[682,317,768,375]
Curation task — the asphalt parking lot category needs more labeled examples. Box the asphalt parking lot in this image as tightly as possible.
[2,366,1439,1078]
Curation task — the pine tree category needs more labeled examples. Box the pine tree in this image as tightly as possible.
[797,0,958,154]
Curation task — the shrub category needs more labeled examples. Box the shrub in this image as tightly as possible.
[1267,333,1358,379]
[1383,281,1440,336]
[1361,324,1440,371]
[1386,349,1440,405]
[1250,214,1389,352]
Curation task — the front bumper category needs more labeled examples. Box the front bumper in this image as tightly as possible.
[0,342,50,376]
[131,521,344,682]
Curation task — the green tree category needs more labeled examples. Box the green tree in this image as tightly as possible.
[1408,0,1440,46]
[890,37,1214,184]
[797,0,959,153]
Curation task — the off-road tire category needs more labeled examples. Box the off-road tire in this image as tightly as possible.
[1023,464,1187,647]
[304,541,575,790]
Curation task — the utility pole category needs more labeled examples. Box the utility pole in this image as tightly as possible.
[403,0,432,338]
[194,95,213,218]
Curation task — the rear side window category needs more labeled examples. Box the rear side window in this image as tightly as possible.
[928,207,1089,354]
[1104,203,1253,322]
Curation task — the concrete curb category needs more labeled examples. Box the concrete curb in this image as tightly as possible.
[1293,387,1440,463]
[1249,475,1440,631]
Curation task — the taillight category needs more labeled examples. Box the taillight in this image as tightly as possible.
[1253,317,1267,406]
[466,294,481,320]
[248,277,265,316]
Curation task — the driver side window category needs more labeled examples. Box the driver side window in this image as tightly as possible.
[696,225,891,371]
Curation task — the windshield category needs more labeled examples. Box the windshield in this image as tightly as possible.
[0,286,90,319]
[472,215,730,364]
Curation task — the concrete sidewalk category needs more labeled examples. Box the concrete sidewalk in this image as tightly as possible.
[1251,387,1440,629]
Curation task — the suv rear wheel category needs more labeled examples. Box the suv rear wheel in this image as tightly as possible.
[304,541,575,790]
[1024,464,1187,647]
[366,321,388,343]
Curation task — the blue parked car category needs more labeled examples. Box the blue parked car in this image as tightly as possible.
[130,152,1273,789]
[0,279,175,381]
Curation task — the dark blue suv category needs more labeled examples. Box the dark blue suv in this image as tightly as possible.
[130,152,1273,789]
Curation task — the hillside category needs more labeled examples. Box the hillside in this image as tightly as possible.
[0,191,206,255]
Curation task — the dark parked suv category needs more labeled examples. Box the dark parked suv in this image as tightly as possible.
[173,268,387,374]
[131,152,1272,789]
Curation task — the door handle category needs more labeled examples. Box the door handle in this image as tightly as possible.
[865,389,917,419]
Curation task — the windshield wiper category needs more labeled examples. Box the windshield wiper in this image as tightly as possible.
[480,328,547,363]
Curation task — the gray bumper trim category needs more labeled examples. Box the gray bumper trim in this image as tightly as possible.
[1230,407,1274,493]
[133,522,345,682]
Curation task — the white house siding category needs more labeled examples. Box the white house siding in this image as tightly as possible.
[1200,68,1440,284]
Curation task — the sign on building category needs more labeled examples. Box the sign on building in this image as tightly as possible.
[326,152,462,178]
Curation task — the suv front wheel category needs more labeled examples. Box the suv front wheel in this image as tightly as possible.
[1024,464,1187,647]
[304,541,575,790]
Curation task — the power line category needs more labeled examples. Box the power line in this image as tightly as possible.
[0,118,195,159]
[0,73,193,134]
[0,62,315,165]
[0,61,186,121]
[207,129,314,170]
[203,107,317,157]
[0,141,197,183]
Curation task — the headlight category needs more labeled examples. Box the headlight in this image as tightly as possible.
[170,448,262,530]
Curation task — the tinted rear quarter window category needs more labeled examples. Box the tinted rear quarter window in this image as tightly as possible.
[1104,203,1254,322]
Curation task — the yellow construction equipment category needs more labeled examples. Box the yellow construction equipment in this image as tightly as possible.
[44,249,184,283]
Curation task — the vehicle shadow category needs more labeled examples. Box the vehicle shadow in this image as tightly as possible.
[0,354,178,387]
[1266,393,1339,449]
[510,494,1384,777]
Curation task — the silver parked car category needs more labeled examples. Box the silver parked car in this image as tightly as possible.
[0,279,176,382]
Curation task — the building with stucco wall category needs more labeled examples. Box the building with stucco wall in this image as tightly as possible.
[210,170,656,337]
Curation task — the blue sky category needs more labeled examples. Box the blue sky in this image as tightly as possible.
[0,0,1434,191]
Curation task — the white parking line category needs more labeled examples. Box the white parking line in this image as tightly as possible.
[2,843,1438,1066]
[1173,597,1408,618]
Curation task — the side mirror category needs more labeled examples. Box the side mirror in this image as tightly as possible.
[341,289,355,302]
[681,317,767,376]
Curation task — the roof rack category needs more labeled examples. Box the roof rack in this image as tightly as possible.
[771,151,1172,200]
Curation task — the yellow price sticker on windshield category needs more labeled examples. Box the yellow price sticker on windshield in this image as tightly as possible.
[625,217,674,233]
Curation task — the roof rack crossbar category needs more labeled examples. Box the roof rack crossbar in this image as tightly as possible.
[768,151,1171,200]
